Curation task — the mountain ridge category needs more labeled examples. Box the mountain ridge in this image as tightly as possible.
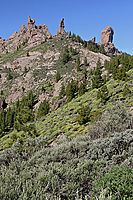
[0,16,120,55]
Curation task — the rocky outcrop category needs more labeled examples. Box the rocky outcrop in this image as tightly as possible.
[27,16,35,31]
[0,16,52,54]
[101,26,120,56]
[101,26,114,45]
[57,18,65,35]
[103,43,120,56]
[19,24,27,34]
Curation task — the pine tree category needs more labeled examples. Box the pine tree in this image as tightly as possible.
[14,107,34,131]
[83,41,87,48]
[0,110,5,136]
[5,107,15,131]
[37,100,50,118]
[97,85,109,104]
[92,60,103,89]
[66,80,78,102]
[68,31,71,38]
[62,47,71,64]
[78,81,87,96]
[77,105,91,125]
[116,66,127,81]
[76,56,81,72]
[76,35,83,43]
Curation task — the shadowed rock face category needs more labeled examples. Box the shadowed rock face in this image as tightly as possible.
[101,26,114,45]
[57,18,65,35]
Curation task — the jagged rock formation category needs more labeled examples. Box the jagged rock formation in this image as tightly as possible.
[57,18,65,35]
[101,26,120,56]
[0,16,52,54]
[0,19,122,105]
[101,26,114,44]
[27,16,35,31]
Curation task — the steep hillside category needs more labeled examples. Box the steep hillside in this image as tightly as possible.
[0,67,133,150]
[0,17,133,200]
[0,34,110,105]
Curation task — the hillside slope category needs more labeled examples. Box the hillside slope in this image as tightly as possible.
[0,35,110,105]
[0,18,133,200]
[0,68,133,150]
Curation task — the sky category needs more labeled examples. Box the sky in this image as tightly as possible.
[0,0,133,54]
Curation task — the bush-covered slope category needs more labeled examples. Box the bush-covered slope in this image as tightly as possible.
[0,34,133,200]
[0,128,133,199]
[0,68,132,150]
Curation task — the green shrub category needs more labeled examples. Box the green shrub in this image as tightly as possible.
[90,105,133,139]
[94,165,133,200]
[0,129,132,199]
[77,105,91,125]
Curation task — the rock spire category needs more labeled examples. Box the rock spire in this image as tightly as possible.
[101,26,114,45]
[57,18,65,35]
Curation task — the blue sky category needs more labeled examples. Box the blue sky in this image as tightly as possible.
[0,0,133,54]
